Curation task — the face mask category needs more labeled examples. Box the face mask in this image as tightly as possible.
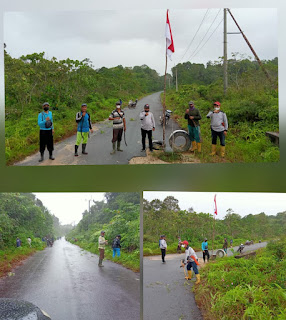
[44,106,49,111]
[214,107,220,111]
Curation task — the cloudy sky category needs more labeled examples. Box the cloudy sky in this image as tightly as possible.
[143,192,286,219]
[33,192,106,225]
[4,8,277,75]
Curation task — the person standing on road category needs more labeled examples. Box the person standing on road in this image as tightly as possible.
[223,238,228,256]
[160,235,167,263]
[177,237,182,254]
[140,104,155,152]
[202,238,210,263]
[184,101,202,152]
[109,101,126,154]
[75,103,93,156]
[98,231,108,267]
[182,240,200,283]
[230,239,233,248]
[207,101,228,157]
[38,102,55,162]
[112,235,121,258]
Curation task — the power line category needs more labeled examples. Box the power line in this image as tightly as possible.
[178,9,210,64]
[188,9,222,61]
[189,16,224,60]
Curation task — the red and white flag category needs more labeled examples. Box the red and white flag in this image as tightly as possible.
[165,9,175,60]
[214,194,218,216]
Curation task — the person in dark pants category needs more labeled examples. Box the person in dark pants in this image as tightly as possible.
[223,238,228,255]
[207,101,228,157]
[160,235,167,263]
[184,101,202,152]
[140,104,155,152]
[109,101,126,154]
[202,238,210,263]
[38,102,55,162]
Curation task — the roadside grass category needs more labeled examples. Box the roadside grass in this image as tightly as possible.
[69,240,140,272]
[194,239,286,320]
[0,245,45,278]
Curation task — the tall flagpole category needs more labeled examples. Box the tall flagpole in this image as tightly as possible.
[212,194,217,257]
[163,42,167,149]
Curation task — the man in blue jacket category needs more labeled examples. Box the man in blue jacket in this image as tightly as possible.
[202,238,210,263]
[38,102,55,162]
[75,103,93,156]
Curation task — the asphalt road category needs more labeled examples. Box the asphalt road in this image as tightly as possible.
[15,92,181,166]
[143,242,267,320]
[0,238,140,320]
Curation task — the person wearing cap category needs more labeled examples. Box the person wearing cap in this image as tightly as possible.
[37,102,55,162]
[109,101,126,154]
[202,238,210,263]
[139,104,155,152]
[207,101,228,157]
[98,231,108,267]
[181,240,200,283]
[184,101,202,152]
[112,235,121,258]
[160,235,167,263]
[75,103,93,156]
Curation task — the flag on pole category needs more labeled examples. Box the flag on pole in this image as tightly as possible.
[165,9,175,60]
[214,194,218,215]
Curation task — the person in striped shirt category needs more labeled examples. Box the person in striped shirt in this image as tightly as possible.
[109,101,126,154]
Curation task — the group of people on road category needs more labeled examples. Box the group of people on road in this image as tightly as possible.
[185,100,228,157]
[98,231,122,267]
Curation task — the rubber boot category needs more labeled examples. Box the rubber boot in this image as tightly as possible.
[49,151,55,160]
[210,144,216,156]
[221,146,225,157]
[98,259,104,267]
[82,144,88,155]
[185,270,192,280]
[39,152,44,162]
[195,274,201,284]
[75,145,79,157]
[110,142,116,155]
[190,141,197,152]
[117,141,123,152]
[197,142,202,153]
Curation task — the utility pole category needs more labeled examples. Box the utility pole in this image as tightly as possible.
[223,8,228,95]
[176,67,178,92]
[227,8,273,86]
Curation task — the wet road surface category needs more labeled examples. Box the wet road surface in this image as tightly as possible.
[0,238,140,320]
[15,92,180,166]
[143,242,267,320]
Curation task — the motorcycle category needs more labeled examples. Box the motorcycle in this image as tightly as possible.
[160,109,172,126]
[128,99,138,109]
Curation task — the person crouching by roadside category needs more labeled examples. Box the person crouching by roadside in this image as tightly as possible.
[109,101,126,154]
[140,104,155,152]
[182,240,200,284]
[184,101,202,152]
[75,103,93,156]
[38,102,55,162]
[160,235,167,263]
[98,230,108,267]
[207,101,228,157]
[112,235,121,258]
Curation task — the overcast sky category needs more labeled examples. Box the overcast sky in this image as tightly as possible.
[4,8,277,75]
[143,192,286,219]
[33,192,106,225]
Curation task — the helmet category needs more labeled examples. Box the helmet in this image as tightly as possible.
[182,240,189,246]
[144,104,150,109]
[214,101,221,107]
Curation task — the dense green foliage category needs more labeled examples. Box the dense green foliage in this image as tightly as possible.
[143,196,286,255]
[5,51,164,164]
[195,238,286,320]
[67,193,140,271]
[166,56,279,163]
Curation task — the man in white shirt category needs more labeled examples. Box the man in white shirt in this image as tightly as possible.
[139,104,155,152]
[182,240,200,284]
[160,235,167,263]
